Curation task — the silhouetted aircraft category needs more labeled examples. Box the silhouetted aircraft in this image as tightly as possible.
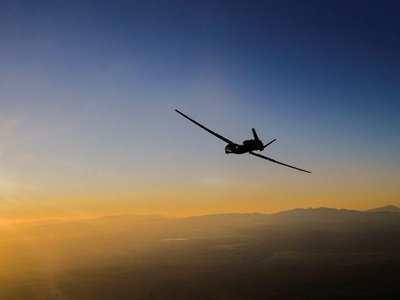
[175,109,311,173]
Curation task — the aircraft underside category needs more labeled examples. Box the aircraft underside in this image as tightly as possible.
[225,143,259,154]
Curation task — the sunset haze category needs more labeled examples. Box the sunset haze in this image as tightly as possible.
[0,0,399,222]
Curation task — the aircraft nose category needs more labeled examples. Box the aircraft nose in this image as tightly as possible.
[225,144,234,154]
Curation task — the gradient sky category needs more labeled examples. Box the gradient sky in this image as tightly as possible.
[0,0,399,220]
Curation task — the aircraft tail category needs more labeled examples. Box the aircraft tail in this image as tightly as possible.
[252,128,260,141]
[262,139,276,150]
[253,128,276,151]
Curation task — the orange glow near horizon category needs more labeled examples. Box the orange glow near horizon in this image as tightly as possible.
[3,181,399,224]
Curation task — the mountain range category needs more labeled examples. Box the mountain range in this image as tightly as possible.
[1,204,399,299]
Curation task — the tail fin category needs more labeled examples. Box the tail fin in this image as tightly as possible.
[263,139,276,150]
[252,128,260,141]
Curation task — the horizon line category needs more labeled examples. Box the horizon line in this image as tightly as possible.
[2,204,398,226]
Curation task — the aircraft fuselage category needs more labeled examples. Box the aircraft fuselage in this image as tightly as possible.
[225,139,264,154]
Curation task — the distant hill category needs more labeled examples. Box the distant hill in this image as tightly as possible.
[269,207,362,224]
[66,205,398,229]
[266,206,400,225]
[366,205,400,213]
[178,206,400,226]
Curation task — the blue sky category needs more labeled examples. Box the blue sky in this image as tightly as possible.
[0,0,399,219]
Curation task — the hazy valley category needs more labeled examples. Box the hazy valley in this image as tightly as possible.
[1,206,399,299]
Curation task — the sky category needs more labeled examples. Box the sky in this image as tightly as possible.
[0,0,399,221]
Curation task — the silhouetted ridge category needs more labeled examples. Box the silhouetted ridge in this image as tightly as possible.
[270,207,362,224]
[366,205,400,213]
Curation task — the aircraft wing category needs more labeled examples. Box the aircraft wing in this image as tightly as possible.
[175,109,235,144]
[249,151,311,173]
